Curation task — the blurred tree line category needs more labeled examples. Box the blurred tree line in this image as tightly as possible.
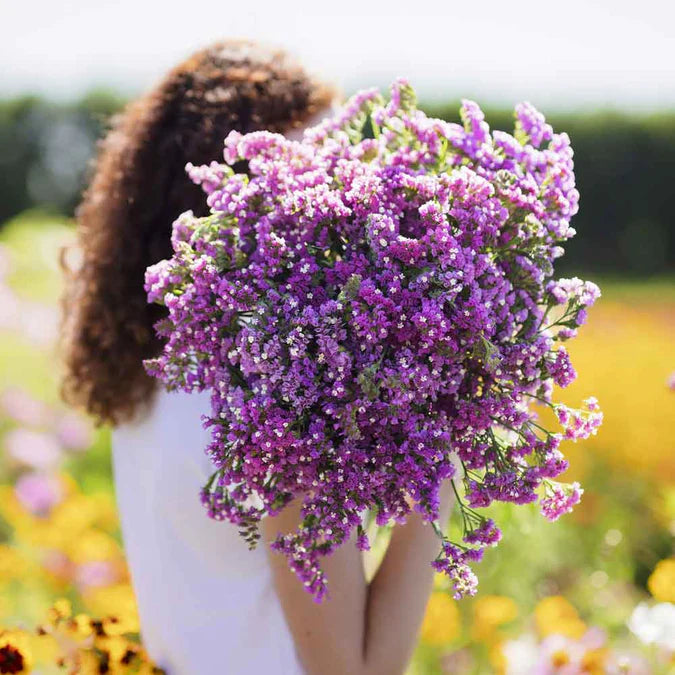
[1,93,673,276]
[427,103,675,277]
[0,91,125,221]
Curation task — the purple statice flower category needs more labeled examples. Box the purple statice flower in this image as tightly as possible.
[431,542,480,599]
[514,102,553,148]
[144,79,601,600]
[463,518,502,546]
[546,346,576,388]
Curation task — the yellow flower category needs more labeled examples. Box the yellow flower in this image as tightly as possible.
[27,632,60,666]
[471,595,518,642]
[420,591,461,646]
[43,600,95,657]
[65,530,122,564]
[0,630,33,674]
[0,487,33,534]
[554,299,675,483]
[1,480,119,552]
[647,558,675,603]
[46,598,72,625]
[73,648,104,675]
[59,630,161,675]
[93,634,130,662]
[488,641,507,675]
[67,614,95,641]
[138,664,166,675]
[84,584,141,634]
[534,596,586,639]
[49,492,111,541]
[100,615,135,638]
[41,550,75,588]
[0,546,25,584]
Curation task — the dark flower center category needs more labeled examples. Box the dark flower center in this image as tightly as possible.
[0,644,25,674]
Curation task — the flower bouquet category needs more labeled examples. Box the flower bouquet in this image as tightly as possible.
[145,79,601,601]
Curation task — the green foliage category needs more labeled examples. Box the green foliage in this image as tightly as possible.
[0,91,123,224]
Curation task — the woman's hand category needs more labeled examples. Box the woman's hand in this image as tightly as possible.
[261,479,455,675]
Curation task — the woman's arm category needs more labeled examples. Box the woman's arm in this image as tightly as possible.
[261,483,454,675]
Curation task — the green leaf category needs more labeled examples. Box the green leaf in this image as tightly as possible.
[473,335,502,373]
[357,362,381,400]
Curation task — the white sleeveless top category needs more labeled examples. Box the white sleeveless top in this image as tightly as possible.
[112,388,303,675]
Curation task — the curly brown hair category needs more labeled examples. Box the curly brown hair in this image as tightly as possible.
[61,40,335,426]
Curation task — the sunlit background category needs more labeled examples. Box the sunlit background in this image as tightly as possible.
[1,1,673,673]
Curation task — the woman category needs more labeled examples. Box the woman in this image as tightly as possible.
[62,40,453,675]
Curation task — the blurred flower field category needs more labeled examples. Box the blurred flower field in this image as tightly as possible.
[0,212,673,674]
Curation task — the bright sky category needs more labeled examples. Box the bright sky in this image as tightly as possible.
[3,0,674,111]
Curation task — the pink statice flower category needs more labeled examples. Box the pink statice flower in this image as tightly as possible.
[554,398,602,441]
[18,303,59,347]
[0,284,20,332]
[41,550,74,583]
[540,481,583,521]
[75,560,118,591]
[667,372,675,391]
[0,243,11,280]
[55,412,93,451]
[4,428,63,470]
[0,387,51,427]
[14,472,63,516]
[546,277,601,309]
